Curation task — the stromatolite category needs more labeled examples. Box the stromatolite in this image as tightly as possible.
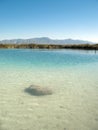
[24,85,53,96]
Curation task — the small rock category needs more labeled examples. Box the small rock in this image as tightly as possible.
[24,85,53,96]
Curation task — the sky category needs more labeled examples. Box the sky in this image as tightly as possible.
[0,0,98,42]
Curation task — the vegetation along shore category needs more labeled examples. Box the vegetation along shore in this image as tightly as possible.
[0,43,98,50]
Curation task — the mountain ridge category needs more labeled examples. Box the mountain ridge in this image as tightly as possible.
[0,37,95,44]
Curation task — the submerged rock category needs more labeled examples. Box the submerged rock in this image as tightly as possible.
[24,85,53,96]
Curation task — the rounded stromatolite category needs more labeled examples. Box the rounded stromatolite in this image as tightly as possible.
[25,85,53,96]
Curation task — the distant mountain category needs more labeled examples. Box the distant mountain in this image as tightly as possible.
[0,37,94,44]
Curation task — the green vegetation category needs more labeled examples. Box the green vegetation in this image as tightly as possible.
[0,43,98,50]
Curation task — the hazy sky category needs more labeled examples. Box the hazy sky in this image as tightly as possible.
[0,0,98,42]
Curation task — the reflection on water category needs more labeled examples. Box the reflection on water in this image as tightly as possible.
[0,49,98,130]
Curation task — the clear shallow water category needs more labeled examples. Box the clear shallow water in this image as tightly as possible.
[0,49,98,69]
[0,49,98,130]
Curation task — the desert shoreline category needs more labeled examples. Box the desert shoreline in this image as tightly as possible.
[0,43,98,50]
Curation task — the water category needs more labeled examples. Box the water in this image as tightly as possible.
[0,49,98,130]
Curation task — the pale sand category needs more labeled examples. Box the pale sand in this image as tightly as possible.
[0,64,98,130]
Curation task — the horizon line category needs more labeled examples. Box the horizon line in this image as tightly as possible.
[0,37,97,43]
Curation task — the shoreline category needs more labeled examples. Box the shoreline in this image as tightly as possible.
[0,43,98,50]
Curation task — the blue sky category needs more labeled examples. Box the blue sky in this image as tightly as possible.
[0,0,98,42]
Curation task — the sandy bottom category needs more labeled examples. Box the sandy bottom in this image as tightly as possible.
[0,64,98,130]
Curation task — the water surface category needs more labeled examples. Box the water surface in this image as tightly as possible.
[0,49,98,130]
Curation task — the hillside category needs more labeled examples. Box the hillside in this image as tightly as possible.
[0,37,94,44]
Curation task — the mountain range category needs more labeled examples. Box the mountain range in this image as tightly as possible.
[0,37,94,44]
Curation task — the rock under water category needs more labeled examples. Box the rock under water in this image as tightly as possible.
[24,85,53,96]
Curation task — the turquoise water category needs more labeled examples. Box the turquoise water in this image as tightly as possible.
[0,49,98,69]
[0,49,98,130]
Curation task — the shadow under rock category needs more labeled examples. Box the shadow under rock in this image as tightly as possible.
[24,84,53,96]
